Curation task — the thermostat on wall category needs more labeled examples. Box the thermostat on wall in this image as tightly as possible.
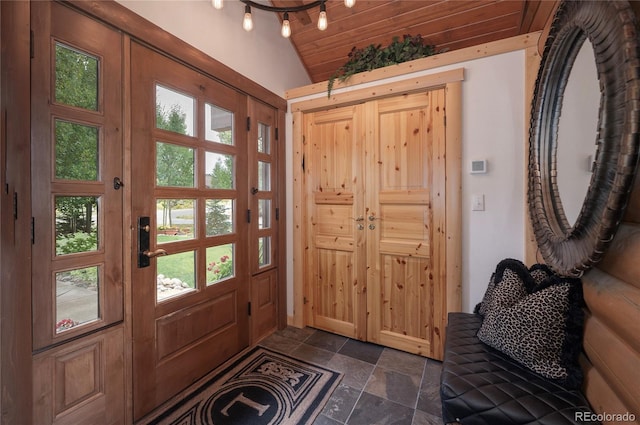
[470,160,487,174]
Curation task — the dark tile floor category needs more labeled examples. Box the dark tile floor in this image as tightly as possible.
[260,327,443,425]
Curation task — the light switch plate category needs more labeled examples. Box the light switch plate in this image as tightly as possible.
[472,194,485,211]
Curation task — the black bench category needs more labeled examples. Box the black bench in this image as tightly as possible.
[440,312,599,425]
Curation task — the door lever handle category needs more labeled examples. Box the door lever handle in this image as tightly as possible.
[143,249,168,258]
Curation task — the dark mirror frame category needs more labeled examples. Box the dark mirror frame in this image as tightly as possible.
[529,0,640,276]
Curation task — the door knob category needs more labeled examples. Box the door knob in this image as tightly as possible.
[369,224,376,230]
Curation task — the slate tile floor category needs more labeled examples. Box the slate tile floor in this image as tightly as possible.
[260,327,443,425]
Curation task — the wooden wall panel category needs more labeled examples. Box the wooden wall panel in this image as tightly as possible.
[580,356,633,423]
[583,314,640,415]
[582,173,640,421]
[596,224,640,290]
[583,269,640,353]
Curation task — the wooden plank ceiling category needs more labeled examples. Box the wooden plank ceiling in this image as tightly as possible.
[268,0,557,83]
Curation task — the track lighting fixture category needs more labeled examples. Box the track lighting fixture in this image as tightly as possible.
[212,0,356,37]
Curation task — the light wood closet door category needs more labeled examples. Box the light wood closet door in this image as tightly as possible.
[305,105,367,340]
[366,91,447,359]
[304,89,451,359]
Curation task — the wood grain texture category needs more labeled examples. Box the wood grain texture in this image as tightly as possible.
[580,355,633,422]
[304,104,364,339]
[583,313,640,417]
[583,269,640,354]
[32,327,125,425]
[270,0,553,84]
[1,2,34,423]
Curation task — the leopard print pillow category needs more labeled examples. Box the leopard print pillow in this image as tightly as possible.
[477,275,585,389]
[474,259,553,316]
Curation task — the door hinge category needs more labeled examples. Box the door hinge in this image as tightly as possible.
[247,209,251,223]
[13,192,18,219]
[31,217,35,244]
[30,30,34,59]
[247,116,251,132]
[275,127,279,141]
[275,207,279,220]
[248,302,252,316]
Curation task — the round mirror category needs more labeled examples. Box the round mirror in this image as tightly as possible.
[556,39,599,225]
[529,0,640,276]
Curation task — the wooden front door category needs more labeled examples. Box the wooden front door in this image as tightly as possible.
[304,89,454,359]
[130,42,250,420]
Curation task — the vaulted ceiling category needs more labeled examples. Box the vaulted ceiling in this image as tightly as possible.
[268,0,558,83]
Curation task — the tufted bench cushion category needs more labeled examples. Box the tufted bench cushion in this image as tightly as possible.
[440,312,599,425]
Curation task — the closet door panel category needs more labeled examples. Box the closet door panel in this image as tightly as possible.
[366,91,448,359]
[304,106,367,339]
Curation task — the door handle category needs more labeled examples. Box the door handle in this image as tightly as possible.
[143,249,168,258]
[138,216,169,268]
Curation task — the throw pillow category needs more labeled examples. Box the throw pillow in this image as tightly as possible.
[474,258,543,316]
[477,275,585,389]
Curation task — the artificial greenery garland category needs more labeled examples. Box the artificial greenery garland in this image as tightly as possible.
[327,34,439,97]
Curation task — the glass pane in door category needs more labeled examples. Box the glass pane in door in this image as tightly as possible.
[258,237,271,268]
[206,244,235,285]
[157,251,196,302]
[156,85,195,137]
[55,42,99,111]
[205,103,233,145]
[56,266,100,333]
[206,199,234,236]
[156,142,195,187]
[258,122,270,154]
[206,152,234,189]
[55,196,99,255]
[156,199,195,243]
[258,199,271,229]
[55,120,99,180]
[258,161,270,191]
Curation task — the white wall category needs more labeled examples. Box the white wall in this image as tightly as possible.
[286,51,527,314]
[116,0,311,96]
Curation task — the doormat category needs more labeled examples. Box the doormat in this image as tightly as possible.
[146,346,342,425]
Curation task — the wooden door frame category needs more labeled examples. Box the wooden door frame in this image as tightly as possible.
[291,68,464,329]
